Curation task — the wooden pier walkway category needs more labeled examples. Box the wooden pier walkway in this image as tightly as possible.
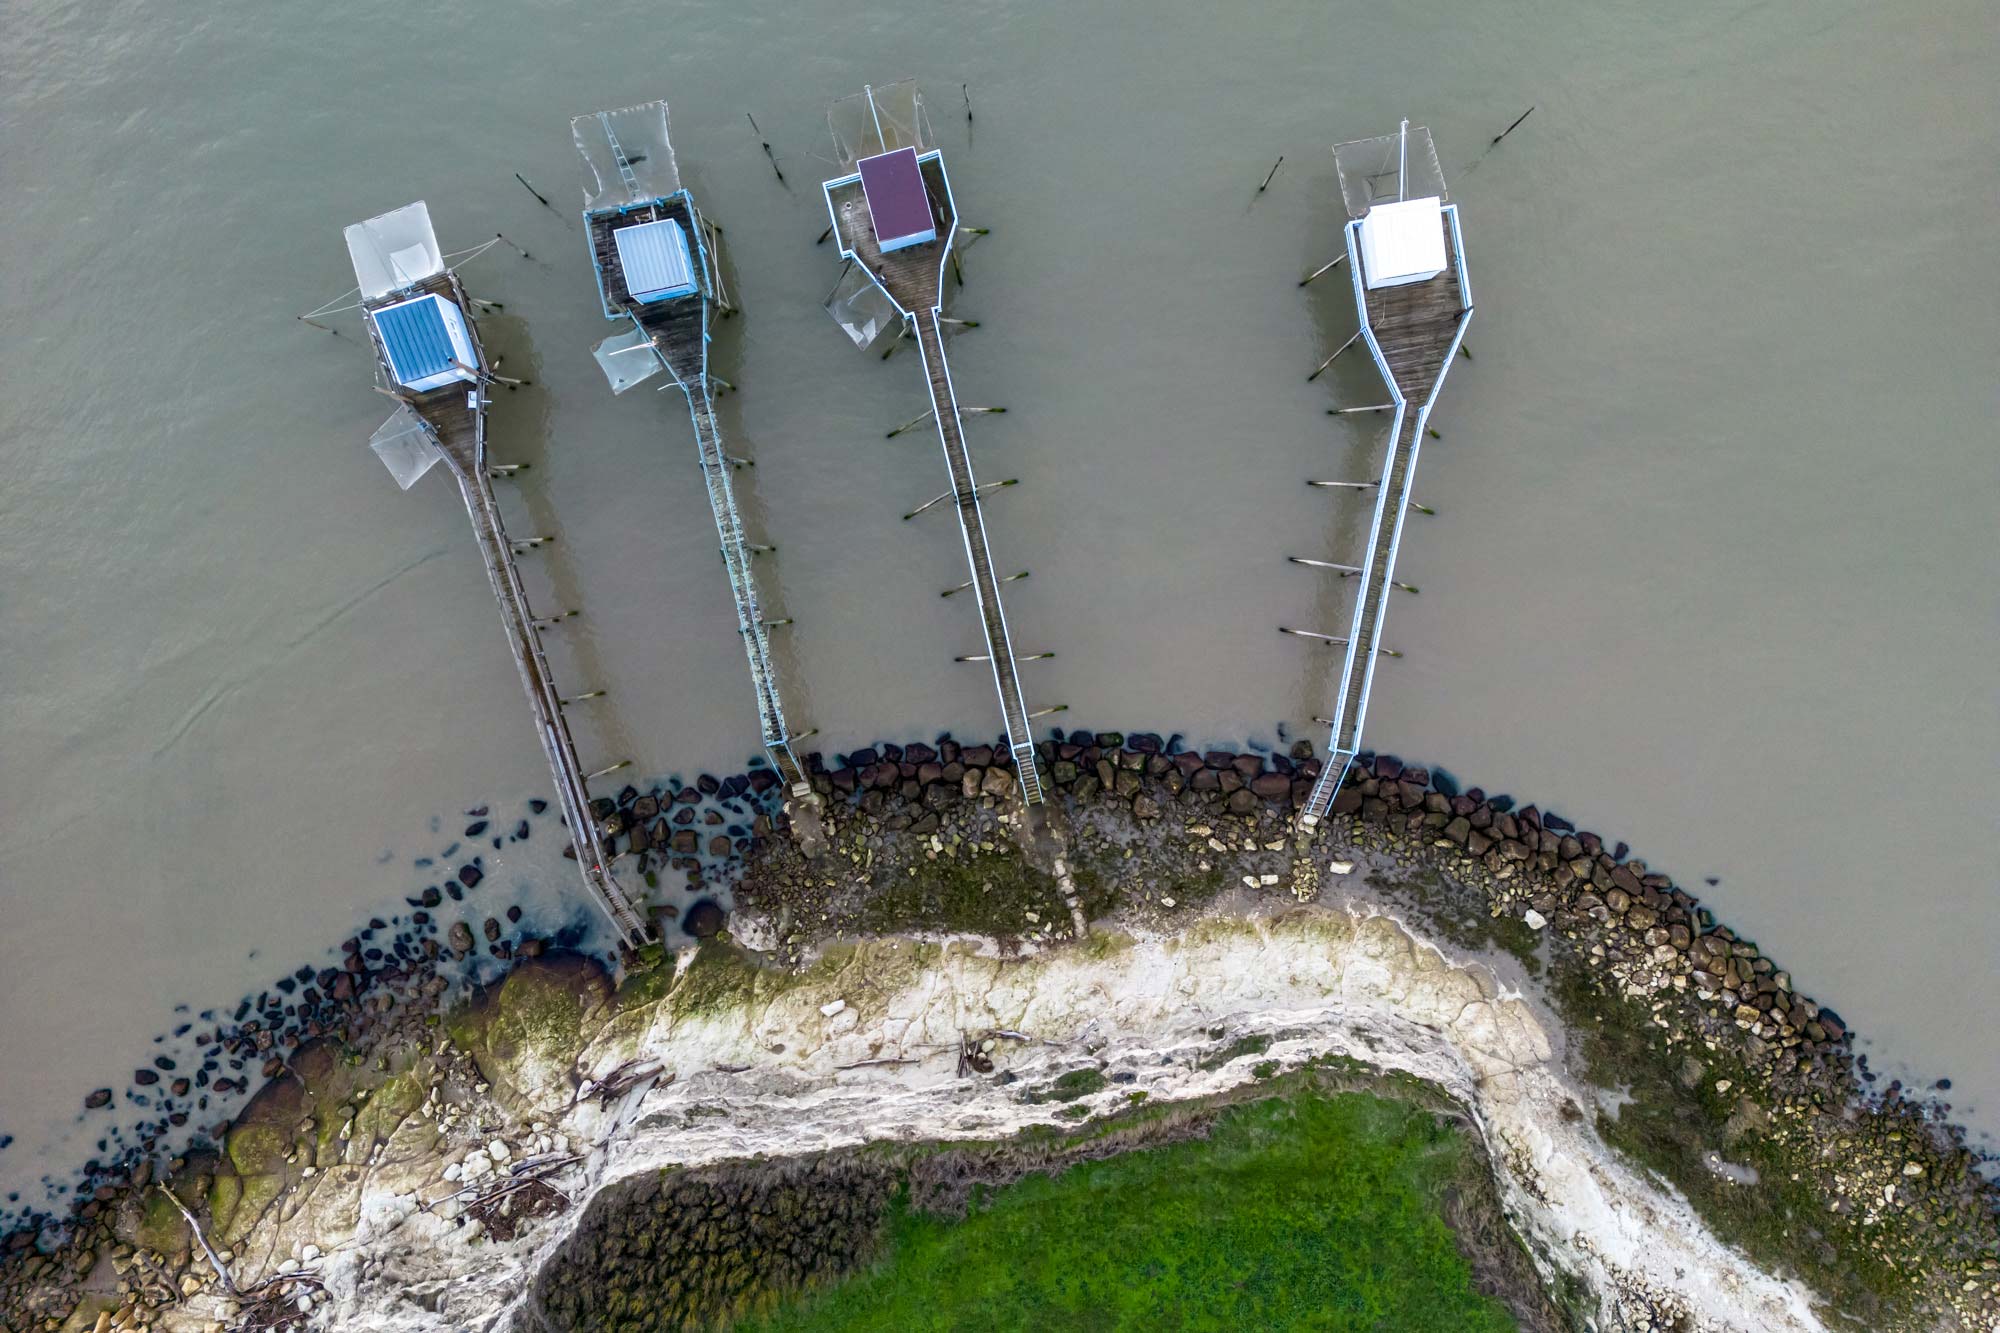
[1299,208,1472,834]
[359,269,654,946]
[583,194,826,850]
[826,153,1045,802]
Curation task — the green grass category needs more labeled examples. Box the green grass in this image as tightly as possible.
[732,1092,1518,1333]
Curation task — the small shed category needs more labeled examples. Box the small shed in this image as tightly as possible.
[857,147,936,252]
[1358,196,1447,291]
[612,218,698,303]
[371,293,477,392]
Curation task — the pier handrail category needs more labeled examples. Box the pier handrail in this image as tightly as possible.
[1300,206,1472,830]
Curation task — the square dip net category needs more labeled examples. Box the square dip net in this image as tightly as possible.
[1332,125,1447,219]
[572,101,683,210]
[827,80,935,174]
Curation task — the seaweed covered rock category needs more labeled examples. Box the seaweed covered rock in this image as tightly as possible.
[447,954,613,1112]
[521,1155,898,1333]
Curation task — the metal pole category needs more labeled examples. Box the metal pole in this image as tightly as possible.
[1299,254,1347,287]
[1398,118,1409,201]
[1308,330,1363,381]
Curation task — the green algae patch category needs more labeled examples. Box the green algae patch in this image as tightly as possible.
[222,1173,286,1246]
[1024,1067,1108,1105]
[133,1188,191,1258]
[666,941,762,1020]
[732,1091,1521,1333]
[855,849,1062,936]
[225,1123,291,1178]
[1551,960,1910,1331]
[447,954,613,1101]
[206,1172,243,1240]
[1198,1033,1272,1071]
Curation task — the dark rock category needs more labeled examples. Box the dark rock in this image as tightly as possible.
[1330,788,1363,815]
[1226,789,1257,816]
[683,899,726,939]
[421,887,443,908]
[459,864,483,889]
[85,1088,112,1109]
[1250,773,1290,800]
[1203,750,1235,770]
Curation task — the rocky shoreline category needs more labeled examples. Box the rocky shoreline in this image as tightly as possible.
[2,730,1996,1332]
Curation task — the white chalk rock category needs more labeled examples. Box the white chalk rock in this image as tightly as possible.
[819,999,847,1017]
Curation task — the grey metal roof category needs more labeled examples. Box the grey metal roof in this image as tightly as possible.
[613,219,697,302]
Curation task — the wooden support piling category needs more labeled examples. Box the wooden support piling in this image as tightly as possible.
[1299,253,1346,287]
[746,113,785,183]
[1308,330,1363,381]
[944,570,1027,597]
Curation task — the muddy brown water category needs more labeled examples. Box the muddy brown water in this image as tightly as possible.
[2,0,1994,1210]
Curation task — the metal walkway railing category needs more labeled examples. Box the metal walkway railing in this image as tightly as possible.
[678,383,808,794]
[1299,208,1473,834]
[913,309,1043,804]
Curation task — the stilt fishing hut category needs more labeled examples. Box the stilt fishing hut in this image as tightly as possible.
[572,102,825,854]
[1293,124,1473,839]
[340,201,653,946]
[820,81,1047,805]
